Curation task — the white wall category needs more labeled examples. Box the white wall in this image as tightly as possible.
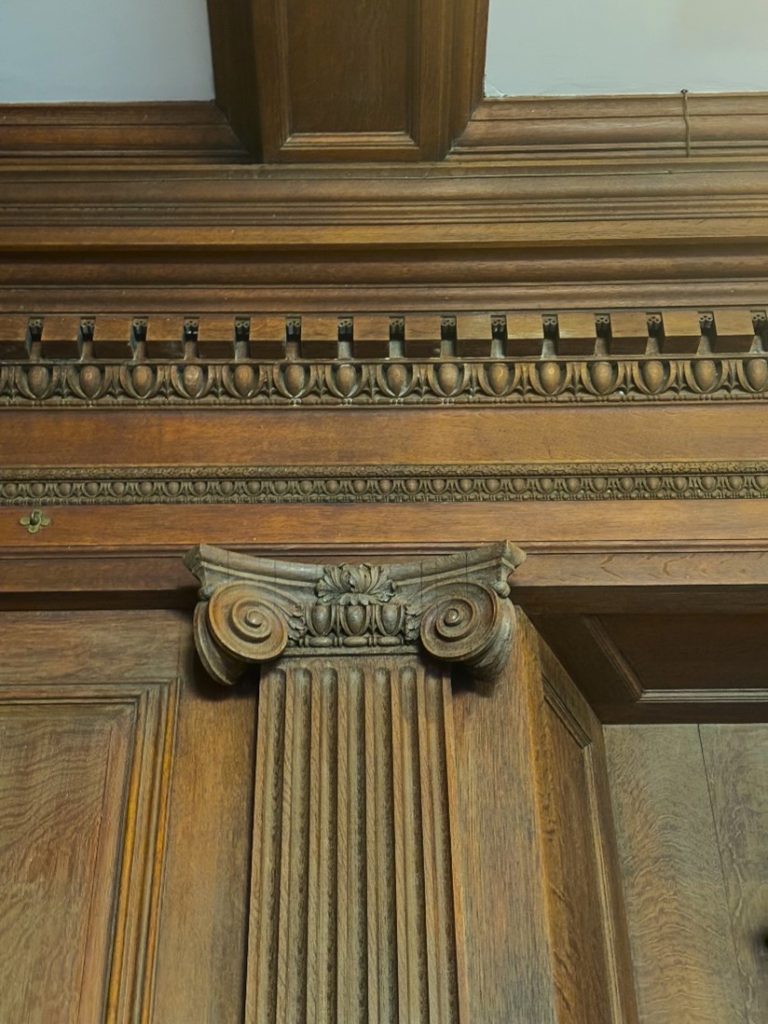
[485,0,768,96]
[0,0,214,102]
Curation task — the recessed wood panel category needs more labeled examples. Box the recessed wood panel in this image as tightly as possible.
[0,678,179,1022]
[598,613,768,691]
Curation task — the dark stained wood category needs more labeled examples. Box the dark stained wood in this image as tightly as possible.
[532,611,768,724]
[0,102,244,162]
[598,613,768,691]
[206,0,488,161]
[454,93,768,160]
[605,724,768,1024]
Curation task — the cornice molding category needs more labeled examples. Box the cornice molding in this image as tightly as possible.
[0,308,766,407]
[3,462,768,507]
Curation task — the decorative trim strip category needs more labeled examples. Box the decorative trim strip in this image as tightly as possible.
[2,355,768,407]
[1,309,766,407]
[2,463,767,507]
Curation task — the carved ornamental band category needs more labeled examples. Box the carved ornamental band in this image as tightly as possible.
[186,542,524,685]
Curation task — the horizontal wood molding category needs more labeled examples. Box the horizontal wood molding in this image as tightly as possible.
[2,462,768,507]
[0,308,766,406]
[454,93,768,161]
[0,102,245,163]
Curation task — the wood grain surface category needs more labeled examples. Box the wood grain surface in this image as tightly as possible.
[605,724,768,1023]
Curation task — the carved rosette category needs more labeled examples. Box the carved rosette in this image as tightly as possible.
[185,543,524,686]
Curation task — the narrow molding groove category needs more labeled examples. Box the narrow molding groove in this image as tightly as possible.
[2,462,768,507]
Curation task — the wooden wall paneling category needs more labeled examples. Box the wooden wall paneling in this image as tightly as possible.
[151,642,256,1024]
[0,611,183,1022]
[438,606,638,1022]
[604,725,756,1024]
[699,725,768,1022]
[205,0,488,161]
[185,545,638,1022]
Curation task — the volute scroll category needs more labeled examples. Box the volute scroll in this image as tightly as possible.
[185,541,525,686]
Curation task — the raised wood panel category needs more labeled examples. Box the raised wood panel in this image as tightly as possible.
[0,701,133,1023]
[604,725,761,1024]
[0,608,255,1023]
[0,679,179,1022]
[207,0,487,161]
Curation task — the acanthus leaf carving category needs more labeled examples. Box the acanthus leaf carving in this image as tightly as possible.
[185,543,524,685]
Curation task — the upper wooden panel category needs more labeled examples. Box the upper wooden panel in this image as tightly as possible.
[207,0,487,160]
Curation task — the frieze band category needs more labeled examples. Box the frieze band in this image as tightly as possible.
[2,462,768,506]
[2,354,768,406]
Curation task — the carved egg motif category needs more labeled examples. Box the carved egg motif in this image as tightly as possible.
[436,363,462,396]
[538,361,563,395]
[310,604,332,636]
[182,364,204,397]
[233,364,256,397]
[487,363,511,395]
[692,359,719,392]
[131,364,154,398]
[79,365,102,399]
[641,359,667,393]
[385,363,409,396]
[283,364,307,397]
[335,363,358,397]
[27,365,50,398]
[379,604,403,636]
[745,358,768,391]
[343,605,367,636]
[589,361,617,395]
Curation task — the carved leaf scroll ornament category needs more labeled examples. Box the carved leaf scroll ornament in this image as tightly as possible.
[185,542,525,686]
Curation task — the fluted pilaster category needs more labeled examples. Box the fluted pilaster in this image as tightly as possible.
[185,544,524,1024]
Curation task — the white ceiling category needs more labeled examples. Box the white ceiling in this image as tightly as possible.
[0,0,214,102]
[485,0,768,96]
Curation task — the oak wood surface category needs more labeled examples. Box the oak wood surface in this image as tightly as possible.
[605,725,766,1024]
[699,725,768,1022]
[0,609,254,1023]
[451,610,637,1023]
[1,406,765,466]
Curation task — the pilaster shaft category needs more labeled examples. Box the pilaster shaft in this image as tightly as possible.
[185,544,523,1024]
